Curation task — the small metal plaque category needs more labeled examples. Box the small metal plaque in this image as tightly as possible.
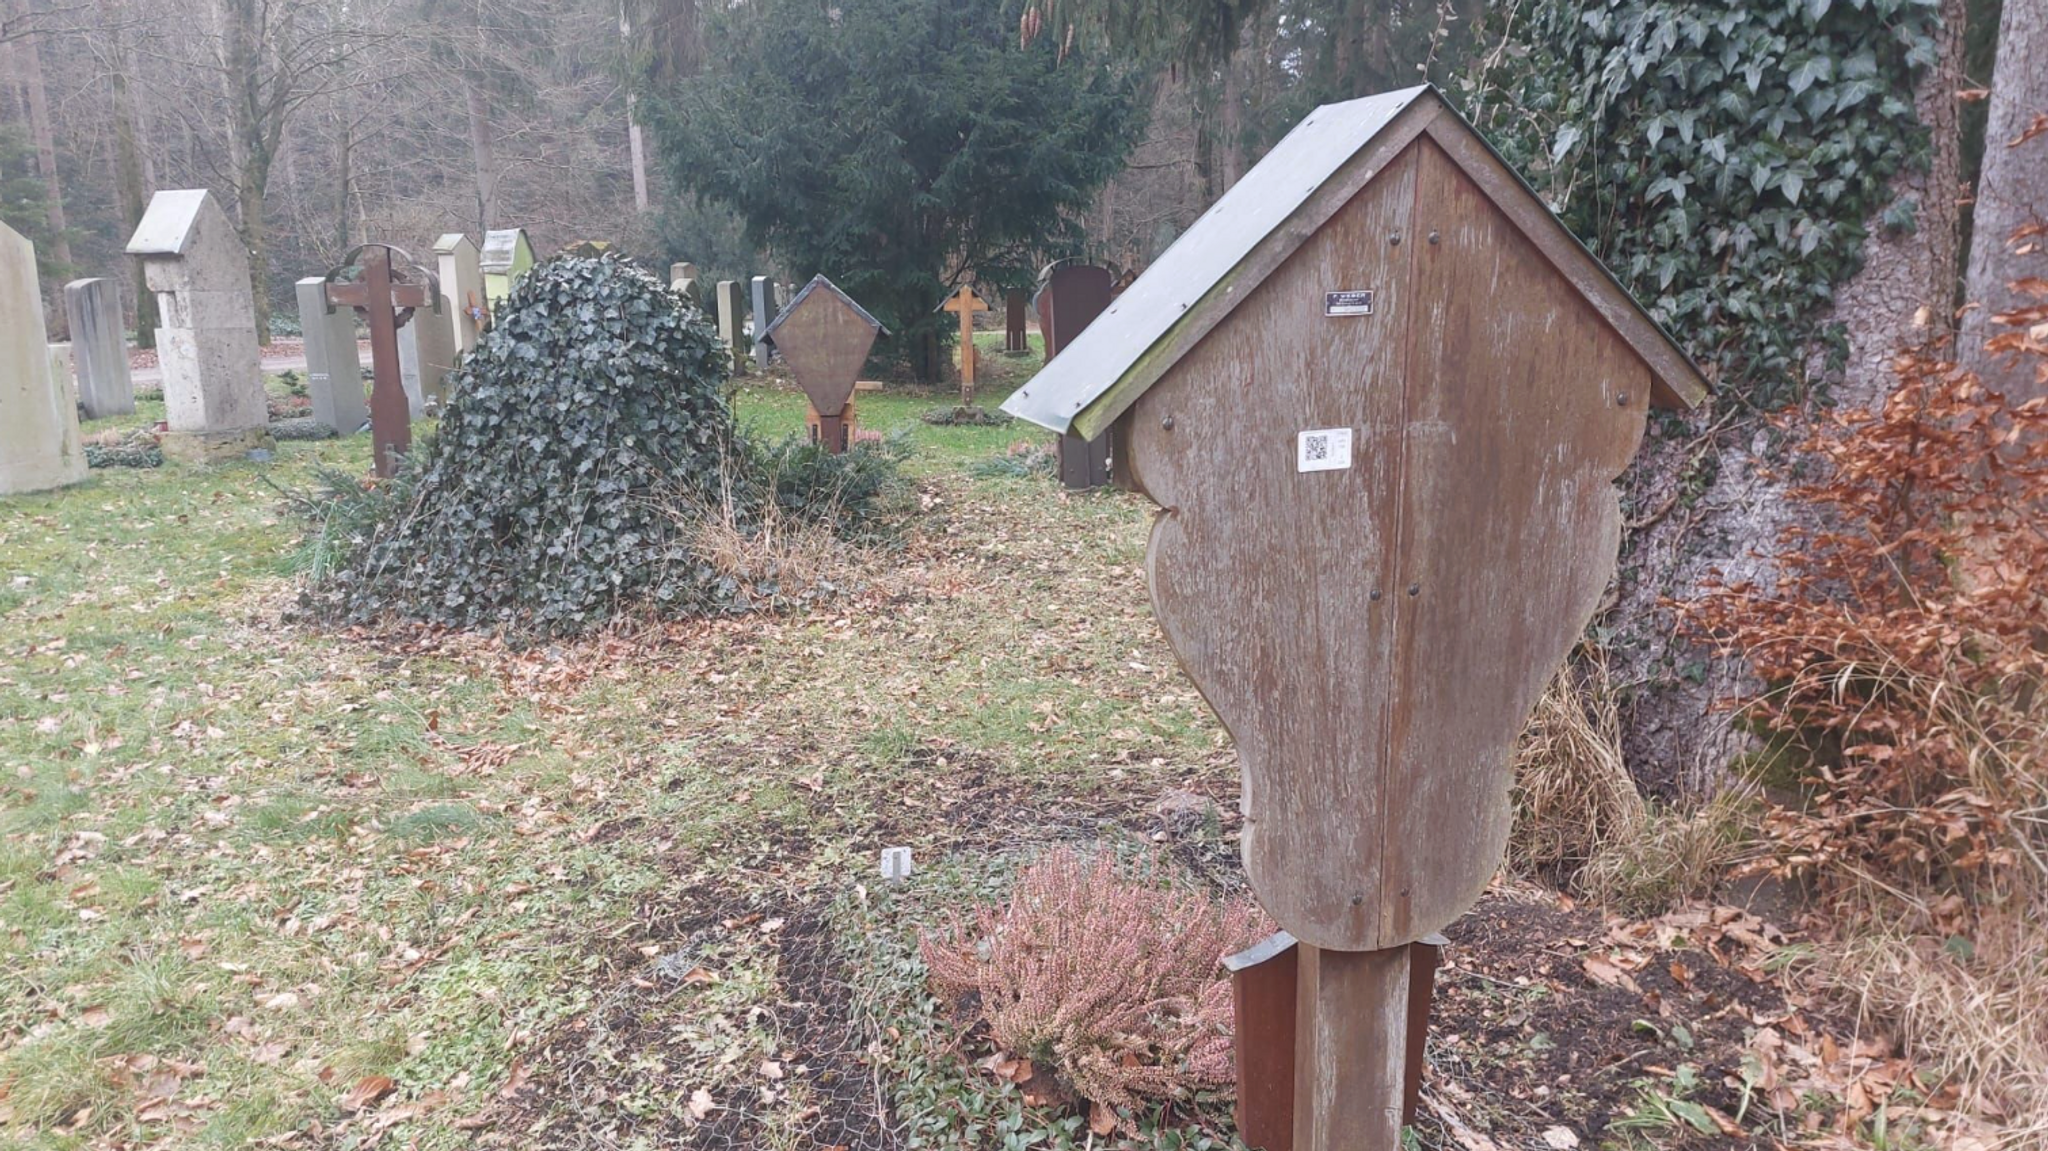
[1324,290,1375,316]
[880,846,913,882]
[1297,427,1354,473]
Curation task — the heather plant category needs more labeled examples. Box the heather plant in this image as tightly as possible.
[918,848,1270,1127]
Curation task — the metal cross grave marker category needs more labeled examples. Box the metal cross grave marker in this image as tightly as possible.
[323,243,439,478]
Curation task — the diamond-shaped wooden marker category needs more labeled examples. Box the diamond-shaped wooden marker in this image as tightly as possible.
[761,275,888,453]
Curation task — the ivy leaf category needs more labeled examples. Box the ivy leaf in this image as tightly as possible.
[1781,170,1806,204]
[1805,0,1833,20]
[1786,55,1833,96]
[1550,123,1583,163]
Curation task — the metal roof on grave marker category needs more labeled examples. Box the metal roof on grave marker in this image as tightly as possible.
[761,274,890,345]
[1000,84,1709,440]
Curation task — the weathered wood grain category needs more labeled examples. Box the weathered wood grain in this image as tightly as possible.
[1373,138,1649,943]
[773,284,880,418]
[1128,148,1420,948]
[1125,135,1650,950]
[1291,944,1408,1151]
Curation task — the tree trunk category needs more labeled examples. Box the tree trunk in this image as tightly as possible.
[1959,0,2048,401]
[621,0,649,212]
[1610,3,1973,794]
[1824,0,1967,409]
[9,0,72,321]
[1219,46,1245,191]
[335,111,352,255]
[105,0,157,347]
[467,72,499,231]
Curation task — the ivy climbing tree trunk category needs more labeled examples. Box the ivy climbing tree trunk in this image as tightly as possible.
[1959,0,2048,401]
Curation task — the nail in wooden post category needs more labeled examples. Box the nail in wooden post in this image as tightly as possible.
[1292,943,1408,1151]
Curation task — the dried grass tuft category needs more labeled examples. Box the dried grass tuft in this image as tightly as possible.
[1509,659,1646,879]
[1509,658,1760,912]
[1827,895,2048,1146]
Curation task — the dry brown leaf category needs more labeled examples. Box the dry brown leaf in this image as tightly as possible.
[1582,955,1639,993]
[497,1059,530,1099]
[1540,1126,1580,1149]
[1089,1101,1118,1136]
[688,1088,715,1120]
[759,1060,783,1081]
[340,1075,395,1113]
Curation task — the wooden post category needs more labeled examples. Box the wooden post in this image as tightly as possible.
[1293,944,1409,1151]
[941,285,989,404]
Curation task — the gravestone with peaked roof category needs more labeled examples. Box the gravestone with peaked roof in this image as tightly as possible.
[479,228,534,308]
[1,220,86,493]
[297,276,365,435]
[762,275,887,453]
[435,233,486,352]
[1003,85,1706,1151]
[126,189,270,463]
[65,278,134,419]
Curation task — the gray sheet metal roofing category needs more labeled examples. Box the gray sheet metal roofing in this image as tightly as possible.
[1001,86,1426,434]
[761,274,890,344]
[1001,84,1707,435]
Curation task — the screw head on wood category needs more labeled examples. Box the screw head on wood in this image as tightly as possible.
[1389,231,1403,246]
[1370,589,1383,602]
[1428,230,1440,245]
[1616,392,1630,406]
[1407,584,1420,597]
[1161,414,1175,430]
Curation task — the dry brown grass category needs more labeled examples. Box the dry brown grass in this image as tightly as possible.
[671,459,866,609]
[1509,659,1645,878]
[1827,894,2048,1146]
[1509,658,1762,912]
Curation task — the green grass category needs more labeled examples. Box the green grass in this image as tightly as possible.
[0,341,1226,1148]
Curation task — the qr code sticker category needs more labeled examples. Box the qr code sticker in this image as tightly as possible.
[1296,426,1353,473]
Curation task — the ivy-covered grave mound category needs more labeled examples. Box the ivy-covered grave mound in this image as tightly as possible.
[304,254,739,634]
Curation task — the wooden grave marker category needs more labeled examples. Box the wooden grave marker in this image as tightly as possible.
[324,243,439,478]
[1002,85,1706,1151]
[1034,263,1114,490]
[762,275,888,453]
[1004,288,1030,354]
[940,284,988,404]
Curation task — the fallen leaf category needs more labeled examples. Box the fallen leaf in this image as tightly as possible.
[688,1088,715,1120]
[340,1075,395,1113]
[760,1060,784,1080]
[79,1005,111,1028]
[1541,1126,1580,1149]
[1090,1101,1118,1136]
[1582,956,1639,993]
[681,966,717,985]
[497,1059,530,1099]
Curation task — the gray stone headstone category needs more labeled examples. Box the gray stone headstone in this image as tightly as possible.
[2,220,87,493]
[125,189,269,462]
[750,276,772,369]
[398,304,457,418]
[434,233,485,353]
[715,280,745,373]
[296,277,365,435]
[669,261,701,308]
[64,278,134,419]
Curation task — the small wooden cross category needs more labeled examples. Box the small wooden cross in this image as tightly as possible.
[325,244,435,477]
[941,284,989,402]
